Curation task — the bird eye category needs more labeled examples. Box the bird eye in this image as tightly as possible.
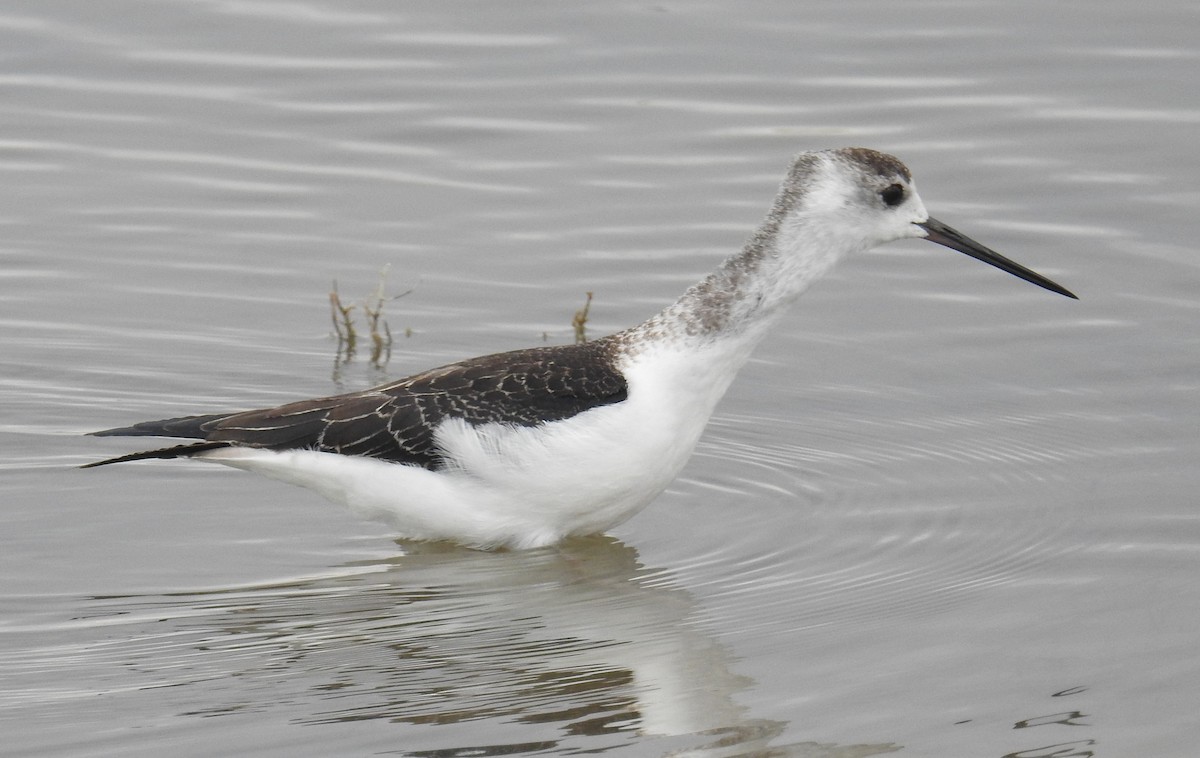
[880,183,905,207]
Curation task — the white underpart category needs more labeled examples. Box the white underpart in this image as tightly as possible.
[203,333,765,549]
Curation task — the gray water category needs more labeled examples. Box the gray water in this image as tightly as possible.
[2,1,1198,756]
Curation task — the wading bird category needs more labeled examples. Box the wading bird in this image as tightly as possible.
[86,148,1076,549]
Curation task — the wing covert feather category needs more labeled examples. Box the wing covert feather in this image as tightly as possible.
[198,339,627,469]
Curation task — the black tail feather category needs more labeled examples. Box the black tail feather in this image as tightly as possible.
[89,413,235,439]
[81,441,232,468]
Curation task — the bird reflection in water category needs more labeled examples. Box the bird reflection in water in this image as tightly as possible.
[84,536,899,757]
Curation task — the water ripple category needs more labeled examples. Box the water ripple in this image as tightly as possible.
[384,32,563,48]
[0,138,531,193]
[0,73,251,102]
[658,401,1106,635]
[211,2,390,26]
[0,540,790,750]
[128,50,442,70]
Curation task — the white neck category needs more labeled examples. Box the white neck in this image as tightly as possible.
[602,165,875,430]
[618,155,871,359]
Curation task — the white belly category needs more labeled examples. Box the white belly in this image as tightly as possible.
[202,344,738,549]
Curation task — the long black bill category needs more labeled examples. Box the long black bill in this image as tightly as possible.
[919,217,1077,299]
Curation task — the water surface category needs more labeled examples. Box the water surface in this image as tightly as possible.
[2,1,1198,756]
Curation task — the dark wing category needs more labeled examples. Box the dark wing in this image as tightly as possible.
[85,338,628,470]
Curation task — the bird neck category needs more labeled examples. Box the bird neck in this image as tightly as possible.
[624,198,859,355]
[601,176,870,420]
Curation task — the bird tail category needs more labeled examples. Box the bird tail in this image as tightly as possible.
[82,412,238,468]
[80,441,232,468]
[88,413,233,439]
